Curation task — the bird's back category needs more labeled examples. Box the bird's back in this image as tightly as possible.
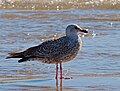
[7,35,82,64]
[27,35,81,63]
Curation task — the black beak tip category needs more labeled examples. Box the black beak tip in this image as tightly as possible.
[82,29,89,33]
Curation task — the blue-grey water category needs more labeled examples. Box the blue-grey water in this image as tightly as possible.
[0,0,120,91]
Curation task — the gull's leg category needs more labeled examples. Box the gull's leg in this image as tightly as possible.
[60,62,62,79]
[56,63,58,79]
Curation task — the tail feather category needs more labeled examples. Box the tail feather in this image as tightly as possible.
[6,52,25,59]
[6,51,37,63]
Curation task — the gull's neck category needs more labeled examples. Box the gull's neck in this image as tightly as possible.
[66,32,82,50]
[66,32,81,42]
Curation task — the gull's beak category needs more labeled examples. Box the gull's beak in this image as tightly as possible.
[80,28,89,34]
[79,28,89,37]
[73,24,89,36]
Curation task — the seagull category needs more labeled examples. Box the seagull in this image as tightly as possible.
[6,24,88,79]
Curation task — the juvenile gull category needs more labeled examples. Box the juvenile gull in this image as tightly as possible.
[6,24,88,79]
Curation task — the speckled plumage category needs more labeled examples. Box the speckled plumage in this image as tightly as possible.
[7,35,81,64]
[24,36,81,64]
[7,24,88,64]
[6,24,88,79]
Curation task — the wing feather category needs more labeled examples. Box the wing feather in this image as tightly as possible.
[23,36,73,59]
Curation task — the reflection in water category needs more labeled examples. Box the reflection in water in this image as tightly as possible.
[56,78,62,91]
[56,78,58,91]
[60,79,62,91]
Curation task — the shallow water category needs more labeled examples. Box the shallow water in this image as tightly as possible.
[0,5,120,91]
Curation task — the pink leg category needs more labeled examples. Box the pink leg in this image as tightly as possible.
[60,62,62,79]
[56,63,58,79]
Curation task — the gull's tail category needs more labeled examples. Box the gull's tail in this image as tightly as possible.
[6,45,40,63]
[6,52,29,63]
[6,52,25,59]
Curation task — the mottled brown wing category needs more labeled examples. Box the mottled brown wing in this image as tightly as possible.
[23,36,72,59]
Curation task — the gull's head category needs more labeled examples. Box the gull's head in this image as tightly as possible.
[66,24,88,36]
